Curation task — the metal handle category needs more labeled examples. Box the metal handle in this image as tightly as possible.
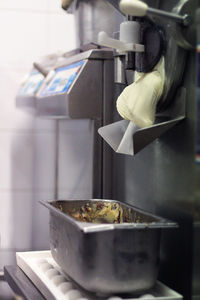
[98,31,144,53]
[147,7,191,26]
[33,62,48,77]
[61,0,74,10]
[120,0,191,26]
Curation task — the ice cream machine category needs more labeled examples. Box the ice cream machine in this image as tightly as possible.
[96,1,199,300]
[15,0,200,299]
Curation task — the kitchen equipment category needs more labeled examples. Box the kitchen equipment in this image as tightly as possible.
[97,0,194,155]
[40,199,177,295]
[35,49,113,120]
[4,250,182,300]
[119,0,191,27]
[16,68,44,111]
[71,0,124,49]
[98,87,186,155]
[6,1,199,300]
[16,53,62,112]
[35,48,115,200]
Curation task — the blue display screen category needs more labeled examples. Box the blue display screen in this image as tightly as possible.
[19,70,44,96]
[41,60,84,96]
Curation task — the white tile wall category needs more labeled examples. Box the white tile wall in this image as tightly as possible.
[0,0,69,14]
[0,66,35,131]
[0,130,56,191]
[0,132,34,190]
[45,13,76,54]
[0,11,47,67]
[0,191,33,249]
[47,0,66,13]
[0,0,76,265]
[0,0,48,12]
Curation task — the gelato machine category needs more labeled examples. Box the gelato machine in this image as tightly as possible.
[4,0,200,300]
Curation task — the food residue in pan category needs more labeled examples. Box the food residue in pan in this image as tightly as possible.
[70,202,124,223]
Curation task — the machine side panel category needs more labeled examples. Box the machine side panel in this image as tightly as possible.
[112,49,198,300]
[112,1,199,299]
[102,59,114,199]
[69,60,103,119]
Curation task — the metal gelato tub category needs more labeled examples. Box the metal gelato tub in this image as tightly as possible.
[41,199,177,295]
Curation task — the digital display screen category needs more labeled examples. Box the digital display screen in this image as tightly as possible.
[19,70,44,96]
[40,60,84,96]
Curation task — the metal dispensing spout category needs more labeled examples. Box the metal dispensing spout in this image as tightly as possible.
[119,0,192,27]
[97,1,188,155]
[98,29,144,54]
[98,18,145,85]
[98,19,145,86]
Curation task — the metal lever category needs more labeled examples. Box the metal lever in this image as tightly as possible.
[61,0,74,10]
[98,20,145,54]
[120,0,191,26]
[98,31,144,53]
[33,62,48,77]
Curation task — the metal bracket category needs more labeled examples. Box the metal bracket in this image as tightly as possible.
[98,87,186,155]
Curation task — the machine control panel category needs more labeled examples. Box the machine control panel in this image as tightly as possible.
[36,54,103,119]
[40,60,84,97]
[16,69,44,110]
[18,70,44,96]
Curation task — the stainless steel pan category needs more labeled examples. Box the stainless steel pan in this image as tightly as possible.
[41,199,177,295]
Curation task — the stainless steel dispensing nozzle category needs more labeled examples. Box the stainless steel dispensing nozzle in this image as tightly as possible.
[119,0,192,27]
[98,20,144,83]
[98,25,144,54]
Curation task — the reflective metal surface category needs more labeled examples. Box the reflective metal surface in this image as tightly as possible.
[47,1,200,298]
[36,50,112,119]
[41,199,177,295]
[114,55,126,84]
[73,0,124,48]
[99,87,186,155]
[36,49,114,201]
[112,24,199,300]
[105,1,200,299]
